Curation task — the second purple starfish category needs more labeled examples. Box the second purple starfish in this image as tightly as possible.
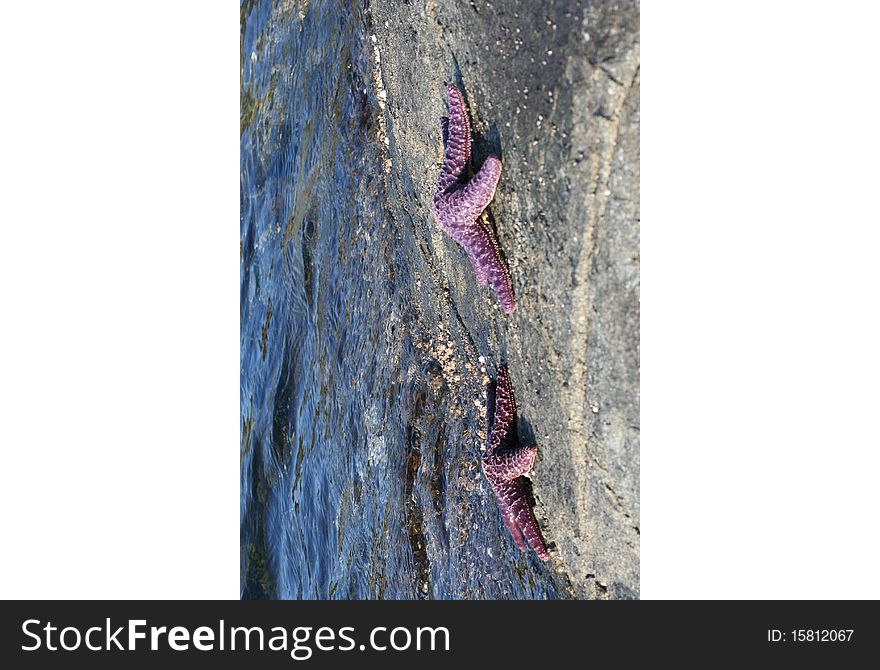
[482,364,550,561]
[432,84,516,314]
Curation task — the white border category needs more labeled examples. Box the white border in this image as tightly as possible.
[642,2,880,598]
[0,2,239,598]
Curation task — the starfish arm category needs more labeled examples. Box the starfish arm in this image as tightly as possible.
[508,479,550,561]
[441,115,449,147]
[464,217,516,314]
[440,84,471,190]
[483,446,537,480]
[492,480,527,552]
[446,85,471,165]
[486,364,516,455]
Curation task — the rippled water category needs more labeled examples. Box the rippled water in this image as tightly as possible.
[241,0,566,599]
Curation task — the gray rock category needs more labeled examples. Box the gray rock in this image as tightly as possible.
[370,0,640,598]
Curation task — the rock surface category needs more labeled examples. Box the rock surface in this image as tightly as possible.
[369,0,640,598]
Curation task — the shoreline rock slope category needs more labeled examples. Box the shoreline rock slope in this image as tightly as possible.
[371,0,640,598]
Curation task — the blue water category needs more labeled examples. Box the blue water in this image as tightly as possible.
[240,0,566,599]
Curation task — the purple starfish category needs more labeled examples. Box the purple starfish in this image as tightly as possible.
[432,84,515,314]
[482,364,550,561]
